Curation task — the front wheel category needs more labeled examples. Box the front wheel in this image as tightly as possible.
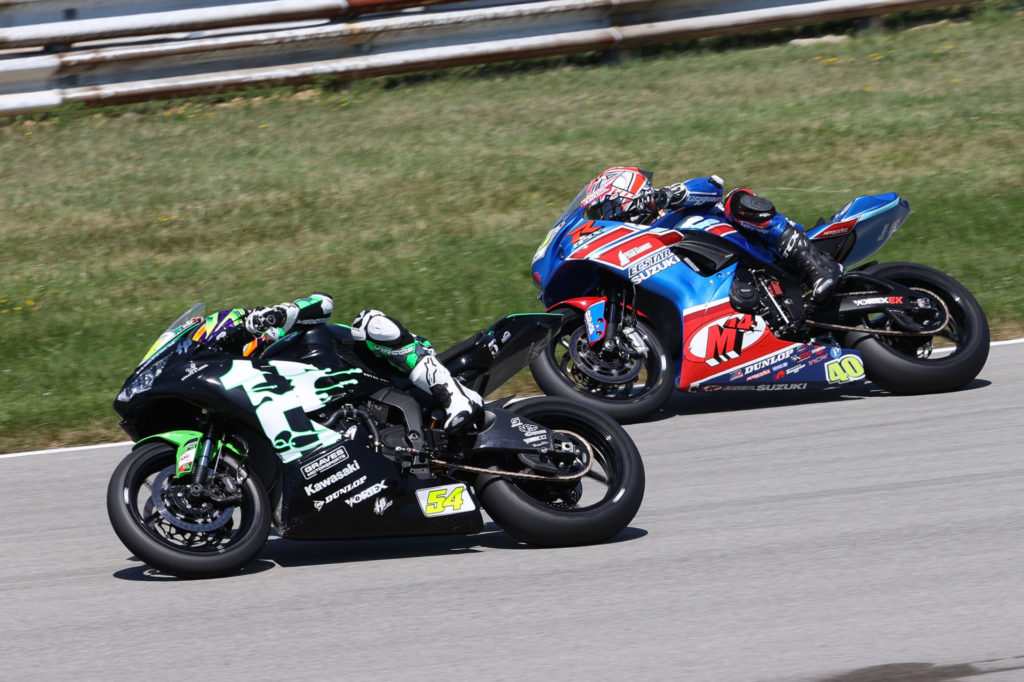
[841,262,989,394]
[106,442,271,579]
[530,310,675,423]
[474,397,645,546]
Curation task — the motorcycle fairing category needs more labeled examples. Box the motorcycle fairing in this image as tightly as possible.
[137,430,203,477]
[134,429,246,478]
[216,359,362,463]
[583,299,607,344]
[439,313,563,396]
[119,349,363,464]
[678,299,865,392]
[277,426,483,540]
[533,192,901,394]
[807,193,910,265]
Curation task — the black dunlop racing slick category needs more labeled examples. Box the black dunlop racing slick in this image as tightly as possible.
[474,397,644,546]
[841,262,989,394]
[107,443,271,579]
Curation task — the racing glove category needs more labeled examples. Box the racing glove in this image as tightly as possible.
[245,303,299,342]
[658,182,690,211]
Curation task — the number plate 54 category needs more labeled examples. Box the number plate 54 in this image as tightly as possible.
[415,484,477,517]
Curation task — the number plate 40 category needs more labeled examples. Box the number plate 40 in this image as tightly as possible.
[826,355,866,384]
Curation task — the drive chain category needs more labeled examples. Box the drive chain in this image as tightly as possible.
[430,429,595,482]
[807,287,950,337]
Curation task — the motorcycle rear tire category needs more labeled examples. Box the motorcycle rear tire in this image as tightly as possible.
[842,262,989,394]
[474,397,644,547]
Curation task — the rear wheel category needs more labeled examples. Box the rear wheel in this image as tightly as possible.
[530,310,674,422]
[107,442,271,579]
[474,397,645,546]
[841,262,989,394]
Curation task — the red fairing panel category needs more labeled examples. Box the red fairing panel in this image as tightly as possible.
[678,299,797,390]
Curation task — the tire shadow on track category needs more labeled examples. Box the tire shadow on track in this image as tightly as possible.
[807,657,1024,681]
[110,523,649,579]
[642,377,992,422]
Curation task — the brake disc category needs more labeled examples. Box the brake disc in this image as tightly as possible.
[567,327,643,383]
[150,467,234,533]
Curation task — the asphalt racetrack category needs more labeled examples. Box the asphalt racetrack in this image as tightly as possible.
[2,342,1023,682]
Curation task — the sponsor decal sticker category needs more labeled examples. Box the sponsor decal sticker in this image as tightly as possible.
[697,384,758,392]
[180,362,209,381]
[826,355,866,384]
[852,296,904,307]
[312,474,367,511]
[373,497,393,516]
[617,242,653,266]
[177,441,198,474]
[304,460,361,496]
[685,313,770,367]
[416,484,477,517]
[345,479,389,507]
[743,348,794,376]
[300,446,350,481]
[628,250,681,284]
[756,383,808,391]
[806,354,829,368]
[510,417,542,434]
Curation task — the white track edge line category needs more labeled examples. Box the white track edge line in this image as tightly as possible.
[4,337,1023,459]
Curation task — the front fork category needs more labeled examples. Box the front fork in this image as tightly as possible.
[188,428,217,496]
[593,289,647,358]
[188,423,242,504]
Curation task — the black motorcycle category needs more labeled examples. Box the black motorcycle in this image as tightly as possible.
[107,305,645,578]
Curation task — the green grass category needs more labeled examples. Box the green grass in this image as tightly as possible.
[1,1,1022,452]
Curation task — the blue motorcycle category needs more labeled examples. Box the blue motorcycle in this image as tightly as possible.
[529,182,990,422]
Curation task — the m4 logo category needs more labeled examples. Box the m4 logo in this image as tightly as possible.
[698,314,765,366]
[416,484,477,517]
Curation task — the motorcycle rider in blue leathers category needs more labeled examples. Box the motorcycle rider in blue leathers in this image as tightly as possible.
[197,293,483,430]
[579,166,842,303]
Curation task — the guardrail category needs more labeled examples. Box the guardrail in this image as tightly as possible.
[0,0,977,116]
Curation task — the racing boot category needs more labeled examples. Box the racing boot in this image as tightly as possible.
[409,354,483,431]
[775,225,843,304]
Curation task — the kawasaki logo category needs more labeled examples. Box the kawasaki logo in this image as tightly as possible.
[303,460,361,496]
[346,479,389,507]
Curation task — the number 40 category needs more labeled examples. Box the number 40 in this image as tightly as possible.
[826,356,866,384]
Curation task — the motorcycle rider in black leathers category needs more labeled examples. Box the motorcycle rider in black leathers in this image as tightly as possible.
[579,166,843,303]
[199,292,483,431]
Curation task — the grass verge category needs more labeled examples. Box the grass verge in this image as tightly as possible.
[1,1,1021,452]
